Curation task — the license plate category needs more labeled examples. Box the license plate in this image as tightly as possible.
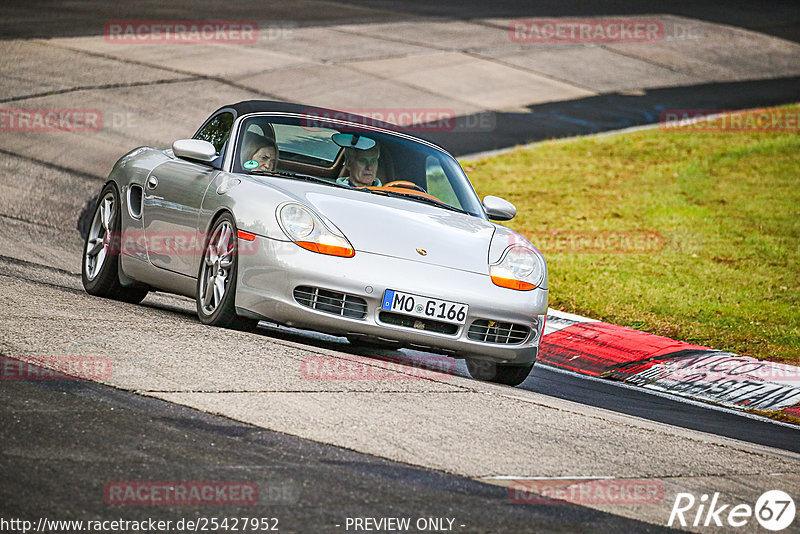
[381,289,468,324]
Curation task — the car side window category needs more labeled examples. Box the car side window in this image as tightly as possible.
[195,112,234,152]
[425,156,460,207]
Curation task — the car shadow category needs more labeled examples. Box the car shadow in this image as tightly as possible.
[132,297,800,451]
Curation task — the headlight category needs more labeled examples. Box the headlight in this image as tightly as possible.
[490,246,545,291]
[278,203,355,258]
[281,204,315,239]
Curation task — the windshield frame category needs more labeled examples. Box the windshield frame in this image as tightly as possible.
[224,112,487,220]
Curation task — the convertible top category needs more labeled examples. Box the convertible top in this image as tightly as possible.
[215,100,442,149]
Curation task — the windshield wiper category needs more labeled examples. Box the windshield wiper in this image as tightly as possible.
[248,169,347,188]
[356,187,468,214]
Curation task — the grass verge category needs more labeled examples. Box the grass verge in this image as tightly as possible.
[465,104,799,365]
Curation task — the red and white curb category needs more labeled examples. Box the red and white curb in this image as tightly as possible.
[540,310,800,419]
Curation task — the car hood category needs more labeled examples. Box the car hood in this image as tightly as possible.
[264,179,496,274]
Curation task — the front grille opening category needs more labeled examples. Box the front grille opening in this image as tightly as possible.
[293,286,368,319]
[378,311,458,335]
[468,320,529,344]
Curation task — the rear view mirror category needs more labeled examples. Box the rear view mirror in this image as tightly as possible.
[482,195,517,221]
[331,133,376,151]
[172,139,217,162]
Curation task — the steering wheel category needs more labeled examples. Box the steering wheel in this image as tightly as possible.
[383,180,427,193]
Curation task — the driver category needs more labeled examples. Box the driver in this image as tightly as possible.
[336,144,381,187]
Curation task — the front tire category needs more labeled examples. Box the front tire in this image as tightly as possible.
[81,183,148,304]
[466,359,534,386]
[196,213,257,331]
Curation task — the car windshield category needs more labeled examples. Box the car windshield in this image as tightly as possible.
[231,114,485,217]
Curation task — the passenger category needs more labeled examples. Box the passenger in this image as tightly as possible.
[336,144,382,187]
[242,133,278,172]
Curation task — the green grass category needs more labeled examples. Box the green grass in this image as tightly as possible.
[464,104,800,364]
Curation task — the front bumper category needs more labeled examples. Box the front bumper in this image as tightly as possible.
[236,236,548,365]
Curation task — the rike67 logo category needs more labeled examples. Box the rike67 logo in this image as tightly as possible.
[668,490,795,531]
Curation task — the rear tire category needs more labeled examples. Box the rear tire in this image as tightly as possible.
[81,183,149,304]
[196,212,257,331]
[466,359,533,386]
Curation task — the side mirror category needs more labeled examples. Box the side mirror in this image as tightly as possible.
[482,195,516,221]
[172,139,218,163]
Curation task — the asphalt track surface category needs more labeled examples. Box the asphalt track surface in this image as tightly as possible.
[3,0,800,158]
[425,77,800,156]
[1,1,800,532]
[0,254,798,532]
[251,323,800,454]
[1,370,673,533]
[2,0,798,42]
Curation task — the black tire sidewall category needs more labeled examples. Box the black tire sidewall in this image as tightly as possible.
[466,358,533,386]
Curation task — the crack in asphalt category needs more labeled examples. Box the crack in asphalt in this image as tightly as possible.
[329,21,627,96]
[0,147,105,182]
[0,272,84,294]
[0,211,75,232]
[0,253,80,277]
[0,77,202,104]
[329,25,600,104]
[463,49,600,94]
[31,39,285,101]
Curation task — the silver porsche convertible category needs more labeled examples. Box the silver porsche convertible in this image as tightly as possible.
[82,101,548,386]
